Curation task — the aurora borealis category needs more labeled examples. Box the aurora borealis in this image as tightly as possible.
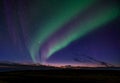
[0,0,120,66]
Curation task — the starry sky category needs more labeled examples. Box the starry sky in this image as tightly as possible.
[0,0,120,67]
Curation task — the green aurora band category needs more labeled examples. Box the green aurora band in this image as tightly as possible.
[47,5,119,59]
[29,0,96,63]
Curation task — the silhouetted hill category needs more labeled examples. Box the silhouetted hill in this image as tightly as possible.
[0,62,120,82]
[0,62,120,72]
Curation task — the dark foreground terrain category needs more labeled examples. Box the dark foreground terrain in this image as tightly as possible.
[0,69,120,83]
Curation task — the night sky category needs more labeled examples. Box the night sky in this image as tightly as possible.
[0,0,120,67]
